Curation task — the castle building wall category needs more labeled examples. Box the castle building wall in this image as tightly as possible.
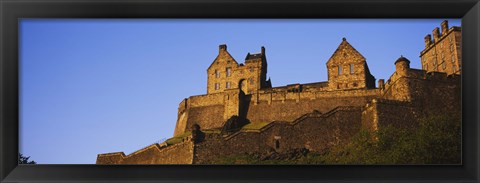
[193,107,363,164]
[174,88,380,136]
[246,89,379,124]
[365,68,461,131]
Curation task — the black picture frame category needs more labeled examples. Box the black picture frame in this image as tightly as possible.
[1,0,479,182]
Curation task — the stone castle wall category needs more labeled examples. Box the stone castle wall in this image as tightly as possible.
[174,87,380,136]
[97,141,194,164]
[193,106,363,164]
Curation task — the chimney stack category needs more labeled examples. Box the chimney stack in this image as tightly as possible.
[261,46,265,55]
[424,34,432,47]
[441,20,449,35]
[219,44,227,52]
[432,27,440,42]
[378,79,385,89]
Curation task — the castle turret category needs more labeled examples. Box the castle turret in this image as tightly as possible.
[394,55,410,77]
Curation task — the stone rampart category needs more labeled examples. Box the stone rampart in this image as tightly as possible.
[97,140,194,164]
[193,106,363,164]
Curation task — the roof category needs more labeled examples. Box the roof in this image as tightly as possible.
[207,48,239,70]
[394,55,411,65]
[326,37,366,65]
[245,53,263,60]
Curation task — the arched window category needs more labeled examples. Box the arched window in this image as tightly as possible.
[350,64,354,74]
[338,65,342,75]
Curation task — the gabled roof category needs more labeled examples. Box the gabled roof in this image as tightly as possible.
[326,38,366,65]
[207,49,239,71]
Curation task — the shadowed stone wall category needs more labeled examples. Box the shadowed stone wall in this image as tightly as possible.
[97,141,194,164]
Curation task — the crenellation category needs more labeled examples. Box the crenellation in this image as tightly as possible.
[420,20,461,75]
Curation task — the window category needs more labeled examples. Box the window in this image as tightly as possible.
[338,65,342,75]
[215,70,220,78]
[442,61,446,69]
[249,67,254,72]
[226,82,231,89]
[450,44,454,52]
[424,64,428,71]
[452,55,456,63]
[441,52,445,59]
[226,67,232,77]
[449,35,453,43]
[215,83,220,90]
[350,64,354,74]
[440,42,443,48]
[249,78,254,85]
[433,59,438,71]
[453,65,457,73]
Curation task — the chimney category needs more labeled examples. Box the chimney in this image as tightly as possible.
[378,79,385,89]
[441,20,449,35]
[432,27,440,42]
[219,44,227,52]
[261,46,265,55]
[424,34,432,47]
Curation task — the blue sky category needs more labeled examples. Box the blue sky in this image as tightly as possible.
[19,19,461,164]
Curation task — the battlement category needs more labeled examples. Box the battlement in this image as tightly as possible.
[422,20,461,50]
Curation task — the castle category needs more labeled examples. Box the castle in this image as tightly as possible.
[96,20,461,164]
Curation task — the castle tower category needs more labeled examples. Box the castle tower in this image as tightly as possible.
[206,44,271,95]
[395,55,410,77]
[207,44,239,94]
[420,20,461,75]
[326,38,376,90]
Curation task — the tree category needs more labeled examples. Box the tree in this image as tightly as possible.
[19,153,36,164]
[322,113,461,164]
